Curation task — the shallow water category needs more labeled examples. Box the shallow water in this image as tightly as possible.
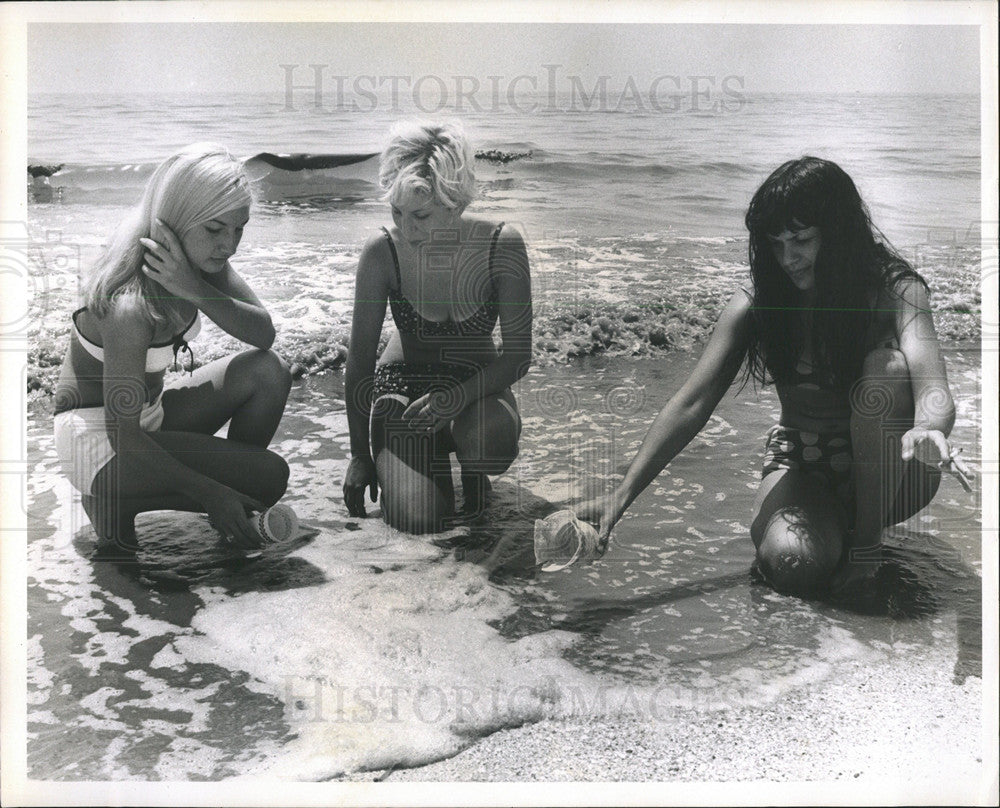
[23,87,984,780]
[26,350,982,780]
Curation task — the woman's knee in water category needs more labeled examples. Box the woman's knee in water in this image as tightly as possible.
[376,449,453,534]
[754,508,842,596]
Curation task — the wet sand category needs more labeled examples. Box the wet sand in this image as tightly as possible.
[371,632,984,795]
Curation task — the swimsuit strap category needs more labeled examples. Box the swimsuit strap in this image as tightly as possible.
[488,222,505,286]
[381,226,403,289]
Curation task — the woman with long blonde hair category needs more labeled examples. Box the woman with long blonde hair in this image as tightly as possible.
[54,143,291,560]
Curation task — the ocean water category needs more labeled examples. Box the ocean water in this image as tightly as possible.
[24,91,983,779]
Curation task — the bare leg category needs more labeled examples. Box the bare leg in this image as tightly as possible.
[85,349,291,553]
[451,390,520,518]
[86,431,289,555]
[750,469,847,596]
[371,398,456,534]
[161,349,292,445]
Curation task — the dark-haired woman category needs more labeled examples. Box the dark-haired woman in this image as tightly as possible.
[580,157,973,597]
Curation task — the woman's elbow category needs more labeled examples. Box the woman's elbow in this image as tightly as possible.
[676,392,717,431]
[257,318,277,350]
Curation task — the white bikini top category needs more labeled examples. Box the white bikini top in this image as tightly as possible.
[71,307,202,373]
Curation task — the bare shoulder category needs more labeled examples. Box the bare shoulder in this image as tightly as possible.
[487,222,527,272]
[885,274,931,309]
[723,287,754,316]
[356,230,395,284]
[875,275,932,334]
[359,228,392,261]
[708,288,753,347]
[100,297,155,344]
[460,215,523,249]
[495,222,526,251]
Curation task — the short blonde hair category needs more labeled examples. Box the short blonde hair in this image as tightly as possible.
[379,120,476,210]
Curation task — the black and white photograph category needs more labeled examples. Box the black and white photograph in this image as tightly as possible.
[2,1,997,804]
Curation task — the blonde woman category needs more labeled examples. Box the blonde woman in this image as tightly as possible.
[343,121,532,533]
[54,143,291,560]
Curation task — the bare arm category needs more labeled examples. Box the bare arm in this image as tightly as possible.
[196,263,275,349]
[457,225,533,402]
[894,278,954,435]
[342,235,390,516]
[893,278,973,488]
[141,223,275,349]
[344,235,391,461]
[100,303,263,545]
[582,290,752,545]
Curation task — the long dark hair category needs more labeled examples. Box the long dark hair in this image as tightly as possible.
[742,156,925,390]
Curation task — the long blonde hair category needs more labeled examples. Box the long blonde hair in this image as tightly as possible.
[83,143,252,329]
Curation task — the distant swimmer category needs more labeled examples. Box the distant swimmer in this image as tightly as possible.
[243,153,380,191]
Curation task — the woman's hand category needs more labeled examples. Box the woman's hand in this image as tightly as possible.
[403,390,462,434]
[343,456,379,517]
[140,219,205,303]
[901,427,975,492]
[576,489,626,557]
[200,482,266,552]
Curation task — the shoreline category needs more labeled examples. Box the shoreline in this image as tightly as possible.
[346,626,985,791]
[23,350,987,786]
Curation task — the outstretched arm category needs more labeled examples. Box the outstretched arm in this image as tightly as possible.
[580,290,751,549]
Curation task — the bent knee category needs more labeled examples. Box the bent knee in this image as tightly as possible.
[454,433,518,475]
[453,408,520,471]
[250,450,290,506]
[377,451,452,534]
[754,515,841,596]
[756,542,836,596]
[246,349,292,392]
[380,484,451,534]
